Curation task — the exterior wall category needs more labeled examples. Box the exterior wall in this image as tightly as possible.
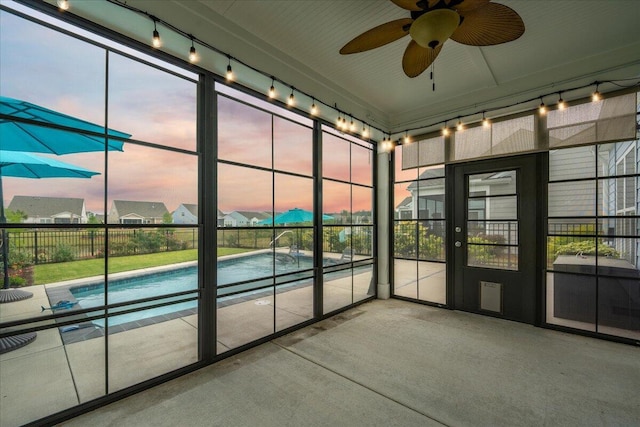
[173,205,198,224]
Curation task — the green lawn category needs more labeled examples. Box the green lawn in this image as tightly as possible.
[33,247,253,285]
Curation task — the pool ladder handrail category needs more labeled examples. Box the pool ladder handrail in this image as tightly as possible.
[269,230,293,247]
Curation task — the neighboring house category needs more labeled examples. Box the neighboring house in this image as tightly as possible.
[405,169,447,220]
[603,140,639,267]
[395,197,413,219]
[108,200,169,224]
[7,196,87,224]
[173,203,198,224]
[223,211,271,227]
[406,169,512,240]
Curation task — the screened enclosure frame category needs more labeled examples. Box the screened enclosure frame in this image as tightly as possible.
[0,3,377,426]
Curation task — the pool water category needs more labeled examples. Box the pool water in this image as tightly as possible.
[70,252,315,327]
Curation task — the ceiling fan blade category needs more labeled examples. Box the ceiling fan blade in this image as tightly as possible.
[340,18,414,54]
[452,0,490,13]
[390,0,422,11]
[451,3,525,46]
[402,40,443,78]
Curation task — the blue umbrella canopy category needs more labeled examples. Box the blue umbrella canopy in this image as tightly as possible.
[258,208,333,225]
[0,96,130,155]
[0,151,100,291]
[0,150,100,179]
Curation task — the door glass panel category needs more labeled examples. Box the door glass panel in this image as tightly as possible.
[467,196,517,220]
[467,170,518,270]
[468,171,516,195]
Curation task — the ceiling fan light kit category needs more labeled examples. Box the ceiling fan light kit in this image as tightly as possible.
[340,0,525,78]
[410,8,460,49]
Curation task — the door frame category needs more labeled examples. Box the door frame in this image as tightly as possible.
[445,153,545,325]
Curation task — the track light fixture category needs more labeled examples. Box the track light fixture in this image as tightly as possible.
[188,37,197,63]
[151,18,161,48]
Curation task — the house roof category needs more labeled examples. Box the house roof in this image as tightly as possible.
[406,169,446,190]
[178,203,198,216]
[7,196,84,217]
[396,197,412,210]
[112,200,169,218]
[233,211,272,221]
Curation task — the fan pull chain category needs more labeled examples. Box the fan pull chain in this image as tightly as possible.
[431,63,436,92]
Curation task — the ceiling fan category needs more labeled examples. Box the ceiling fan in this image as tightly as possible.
[339,0,525,78]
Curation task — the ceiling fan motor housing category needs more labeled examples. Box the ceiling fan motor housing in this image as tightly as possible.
[410,8,460,49]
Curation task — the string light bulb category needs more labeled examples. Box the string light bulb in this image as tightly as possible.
[404,132,411,144]
[151,19,161,48]
[592,83,601,102]
[539,98,547,115]
[268,78,276,99]
[362,124,369,138]
[442,124,450,137]
[57,0,69,10]
[482,111,490,128]
[288,88,295,106]
[188,37,198,63]
[310,99,318,115]
[557,92,566,110]
[349,116,356,132]
[226,57,234,81]
[456,118,464,132]
[382,136,392,152]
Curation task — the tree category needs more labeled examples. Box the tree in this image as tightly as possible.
[163,212,173,224]
[87,213,101,224]
[5,209,27,223]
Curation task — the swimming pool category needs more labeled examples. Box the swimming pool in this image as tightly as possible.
[69,252,316,327]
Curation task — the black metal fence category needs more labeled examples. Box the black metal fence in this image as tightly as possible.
[6,228,199,265]
[216,226,374,256]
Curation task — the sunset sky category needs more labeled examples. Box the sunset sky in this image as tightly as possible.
[0,6,373,219]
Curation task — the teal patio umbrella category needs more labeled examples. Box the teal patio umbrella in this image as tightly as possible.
[0,96,129,154]
[258,208,333,225]
[0,151,99,354]
[0,97,130,291]
[0,151,100,292]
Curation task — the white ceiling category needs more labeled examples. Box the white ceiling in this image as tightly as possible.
[40,0,640,136]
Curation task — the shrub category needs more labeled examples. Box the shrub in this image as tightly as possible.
[9,276,27,287]
[9,248,33,269]
[419,234,444,260]
[52,243,75,262]
[554,240,619,258]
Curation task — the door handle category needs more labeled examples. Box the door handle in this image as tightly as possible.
[455,241,462,248]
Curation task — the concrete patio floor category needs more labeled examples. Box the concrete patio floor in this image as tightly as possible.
[0,266,372,427]
[58,299,640,427]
